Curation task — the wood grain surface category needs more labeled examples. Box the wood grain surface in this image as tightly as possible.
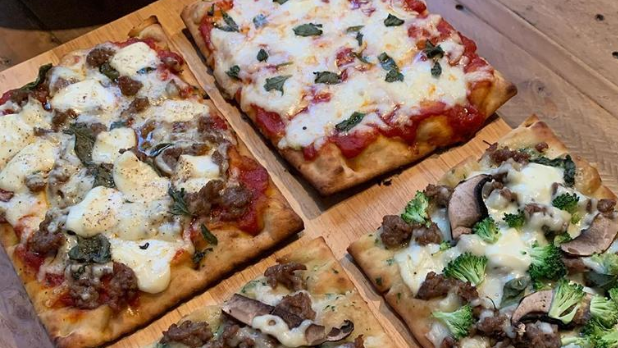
[0,0,615,347]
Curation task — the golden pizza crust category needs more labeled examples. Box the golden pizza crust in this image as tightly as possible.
[181,2,517,195]
[144,237,397,348]
[348,115,616,348]
[0,17,303,348]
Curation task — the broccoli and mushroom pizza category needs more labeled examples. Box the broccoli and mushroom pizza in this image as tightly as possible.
[349,116,618,348]
[149,238,396,348]
[0,18,301,348]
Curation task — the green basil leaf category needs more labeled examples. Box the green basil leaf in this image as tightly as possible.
[275,61,293,69]
[99,62,119,81]
[385,69,404,82]
[109,120,127,130]
[216,11,239,32]
[90,163,115,188]
[293,23,323,37]
[63,123,97,165]
[378,52,397,71]
[431,61,442,77]
[137,67,155,74]
[355,32,363,46]
[257,49,269,62]
[68,234,111,264]
[335,112,365,132]
[354,52,371,64]
[500,276,530,308]
[423,40,445,59]
[253,14,268,28]
[346,25,363,33]
[264,75,292,95]
[21,64,53,91]
[384,14,404,27]
[313,71,341,84]
[273,0,288,4]
[192,248,213,266]
[226,65,241,80]
[168,186,191,216]
[200,224,218,245]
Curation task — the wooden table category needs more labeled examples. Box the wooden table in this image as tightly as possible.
[0,1,616,347]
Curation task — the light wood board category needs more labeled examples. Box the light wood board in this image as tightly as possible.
[0,0,606,347]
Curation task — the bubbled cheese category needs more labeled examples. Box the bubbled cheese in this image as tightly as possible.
[113,151,169,202]
[51,79,116,113]
[65,186,122,237]
[92,127,137,164]
[109,42,160,77]
[0,139,56,192]
[173,154,220,193]
[0,115,34,169]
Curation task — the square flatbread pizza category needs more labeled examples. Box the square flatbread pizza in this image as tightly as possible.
[146,237,396,348]
[181,0,516,194]
[349,115,618,347]
[0,17,302,348]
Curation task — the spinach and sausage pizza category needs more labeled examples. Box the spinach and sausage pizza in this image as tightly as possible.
[0,17,302,348]
[349,116,618,347]
[147,237,396,348]
[181,0,516,194]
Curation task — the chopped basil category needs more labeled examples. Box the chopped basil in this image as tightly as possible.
[257,49,269,62]
[378,52,397,71]
[355,32,363,46]
[192,247,213,267]
[91,163,115,188]
[385,69,404,82]
[137,67,155,74]
[423,41,445,59]
[375,277,383,286]
[313,71,341,84]
[431,61,442,77]
[353,52,371,64]
[99,62,119,81]
[68,234,111,264]
[264,75,292,95]
[346,25,363,33]
[273,0,288,4]
[293,23,323,37]
[109,120,127,130]
[500,276,530,308]
[216,11,239,32]
[335,112,365,132]
[275,61,293,69]
[384,14,404,27]
[168,186,191,216]
[21,64,52,91]
[200,224,218,246]
[226,65,241,80]
[148,143,173,157]
[253,14,268,28]
[63,123,97,165]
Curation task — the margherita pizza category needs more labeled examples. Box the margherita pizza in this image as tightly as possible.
[0,17,302,348]
[181,0,516,195]
[147,237,396,348]
[349,116,618,347]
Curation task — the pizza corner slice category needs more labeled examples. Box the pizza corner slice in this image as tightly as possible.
[0,16,302,348]
[349,115,618,347]
[181,0,516,195]
[146,237,396,348]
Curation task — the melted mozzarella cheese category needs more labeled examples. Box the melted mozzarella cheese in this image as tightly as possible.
[113,200,174,241]
[0,139,56,192]
[484,228,531,274]
[92,127,137,164]
[65,186,122,237]
[507,163,564,205]
[173,154,220,193]
[51,79,116,113]
[109,42,160,77]
[251,315,312,347]
[109,238,179,294]
[149,99,210,124]
[0,115,34,168]
[113,151,169,202]
[395,243,461,295]
[18,100,51,128]
[0,192,47,235]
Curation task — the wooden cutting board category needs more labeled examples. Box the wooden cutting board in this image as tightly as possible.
[0,1,512,347]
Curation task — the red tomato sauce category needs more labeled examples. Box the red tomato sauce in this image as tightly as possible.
[254,105,285,138]
[235,156,269,235]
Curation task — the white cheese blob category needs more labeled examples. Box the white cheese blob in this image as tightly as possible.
[51,79,116,113]
[113,200,174,241]
[251,315,312,347]
[0,139,56,192]
[0,114,34,168]
[109,42,160,77]
[0,192,47,236]
[109,238,179,294]
[507,163,564,205]
[18,100,51,128]
[92,127,137,164]
[484,228,531,274]
[395,243,461,295]
[150,99,210,124]
[65,186,122,237]
[173,154,220,193]
[113,151,169,202]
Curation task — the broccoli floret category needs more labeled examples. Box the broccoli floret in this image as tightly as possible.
[432,304,474,340]
[548,279,585,324]
[439,241,452,251]
[598,330,618,348]
[561,336,593,348]
[554,233,573,246]
[401,191,429,225]
[609,287,618,304]
[528,242,567,285]
[552,193,579,213]
[503,210,525,229]
[443,252,488,286]
[590,295,618,327]
[582,317,608,339]
[591,253,618,275]
[473,217,500,243]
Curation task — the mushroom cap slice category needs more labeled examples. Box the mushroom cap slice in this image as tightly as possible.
[448,174,491,239]
[511,290,553,324]
[305,320,354,346]
[222,294,274,326]
[561,213,618,257]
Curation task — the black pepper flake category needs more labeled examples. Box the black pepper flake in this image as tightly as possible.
[302,126,307,130]
[139,242,150,250]
[455,4,464,10]
[595,14,605,21]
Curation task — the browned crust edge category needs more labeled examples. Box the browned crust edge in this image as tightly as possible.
[0,16,303,348]
[348,115,616,348]
[181,2,517,195]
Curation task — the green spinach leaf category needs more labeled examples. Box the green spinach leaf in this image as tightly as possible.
[200,224,218,245]
[21,64,53,91]
[68,234,111,264]
[501,276,530,307]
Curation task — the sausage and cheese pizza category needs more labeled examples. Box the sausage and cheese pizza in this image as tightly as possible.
[181,0,516,195]
[147,237,396,348]
[0,17,302,348]
[349,116,618,347]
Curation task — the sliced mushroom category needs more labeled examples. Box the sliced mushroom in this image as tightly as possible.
[222,294,354,346]
[448,174,491,239]
[561,213,618,257]
[511,290,553,324]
